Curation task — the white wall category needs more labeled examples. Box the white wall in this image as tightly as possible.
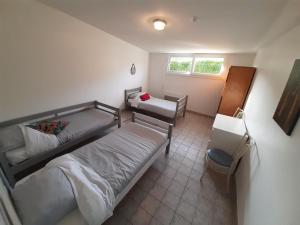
[236,1,300,224]
[148,53,255,117]
[0,0,149,122]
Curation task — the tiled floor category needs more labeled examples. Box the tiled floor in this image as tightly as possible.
[103,111,236,225]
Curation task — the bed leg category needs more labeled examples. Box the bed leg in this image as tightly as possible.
[117,109,122,128]
[183,96,188,118]
[166,124,173,155]
[132,112,136,122]
[166,144,170,154]
[173,117,176,127]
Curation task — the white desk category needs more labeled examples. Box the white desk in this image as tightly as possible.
[208,114,246,155]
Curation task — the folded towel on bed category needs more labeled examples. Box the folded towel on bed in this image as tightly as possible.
[140,93,150,101]
[46,154,115,225]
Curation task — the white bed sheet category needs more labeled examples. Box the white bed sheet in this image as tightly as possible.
[129,97,176,118]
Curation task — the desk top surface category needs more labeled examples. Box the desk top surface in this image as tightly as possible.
[213,114,246,136]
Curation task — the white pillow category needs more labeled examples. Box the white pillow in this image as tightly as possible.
[19,125,59,158]
[129,92,152,108]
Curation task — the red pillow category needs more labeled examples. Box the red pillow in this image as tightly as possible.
[140,93,150,101]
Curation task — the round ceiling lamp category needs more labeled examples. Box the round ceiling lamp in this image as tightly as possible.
[153,19,167,31]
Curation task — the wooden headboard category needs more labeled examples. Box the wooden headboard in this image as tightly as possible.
[124,87,142,108]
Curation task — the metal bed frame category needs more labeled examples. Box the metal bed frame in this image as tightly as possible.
[125,87,188,126]
[131,112,173,154]
[0,101,121,187]
[0,112,173,225]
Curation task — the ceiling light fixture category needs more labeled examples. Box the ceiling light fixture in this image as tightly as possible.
[153,19,166,31]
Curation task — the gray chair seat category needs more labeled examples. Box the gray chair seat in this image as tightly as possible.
[207,148,233,167]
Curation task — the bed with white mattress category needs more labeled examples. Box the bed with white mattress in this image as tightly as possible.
[125,87,188,126]
[0,101,121,187]
[0,113,173,225]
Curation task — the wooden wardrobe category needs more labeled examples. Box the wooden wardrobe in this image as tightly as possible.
[217,66,256,116]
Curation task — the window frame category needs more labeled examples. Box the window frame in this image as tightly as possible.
[192,57,224,76]
[167,56,194,75]
[167,55,225,78]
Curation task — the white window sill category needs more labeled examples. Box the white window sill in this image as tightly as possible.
[166,72,225,80]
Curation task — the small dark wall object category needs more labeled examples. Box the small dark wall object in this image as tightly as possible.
[130,64,136,75]
[273,59,300,136]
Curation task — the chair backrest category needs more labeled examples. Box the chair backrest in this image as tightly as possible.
[233,107,244,118]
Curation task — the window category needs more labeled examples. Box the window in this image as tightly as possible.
[167,56,224,76]
[168,57,193,74]
[193,57,224,74]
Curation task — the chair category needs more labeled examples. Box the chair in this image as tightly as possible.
[233,107,244,118]
[200,134,251,192]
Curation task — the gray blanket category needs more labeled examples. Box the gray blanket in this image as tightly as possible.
[71,122,167,195]
[57,109,115,144]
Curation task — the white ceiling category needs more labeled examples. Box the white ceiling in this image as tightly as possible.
[39,0,288,53]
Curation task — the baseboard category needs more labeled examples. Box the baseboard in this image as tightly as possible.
[186,110,215,118]
[123,108,215,119]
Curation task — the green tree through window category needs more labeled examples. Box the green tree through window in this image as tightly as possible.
[194,60,223,74]
[168,56,224,75]
[168,57,193,73]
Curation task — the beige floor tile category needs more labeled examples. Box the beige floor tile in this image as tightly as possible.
[176,200,196,223]
[146,167,162,181]
[127,185,148,205]
[162,192,181,211]
[116,197,139,220]
[150,183,167,200]
[171,214,191,225]
[103,212,131,225]
[157,175,173,189]
[141,194,161,215]
[181,187,199,207]
[162,167,177,179]
[168,180,185,197]
[177,165,192,177]
[153,204,175,225]
[186,177,202,194]
[173,171,189,186]
[137,176,156,192]
[131,207,152,225]
[192,209,212,225]
[149,217,165,225]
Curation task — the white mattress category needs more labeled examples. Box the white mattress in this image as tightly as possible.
[130,97,176,118]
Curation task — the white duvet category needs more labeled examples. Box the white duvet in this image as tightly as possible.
[47,154,115,225]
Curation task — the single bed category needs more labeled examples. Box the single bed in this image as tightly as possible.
[125,87,188,126]
[0,113,172,225]
[0,101,121,187]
